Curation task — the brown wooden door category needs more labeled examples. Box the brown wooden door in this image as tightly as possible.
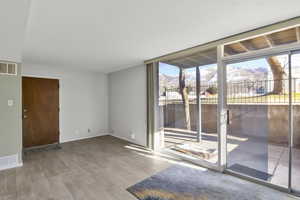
[22,77,59,148]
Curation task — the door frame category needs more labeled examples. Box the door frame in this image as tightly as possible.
[290,50,300,196]
[22,75,61,150]
[220,47,300,195]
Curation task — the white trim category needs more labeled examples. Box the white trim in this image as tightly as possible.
[0,154,23,171]
[217,45,227,171]
[21,74,61,80]
[61,133,109,143]
[109,134,146,147]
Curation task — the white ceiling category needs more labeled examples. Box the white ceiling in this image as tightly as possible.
[18,0,300,72]
[0,0,29,62]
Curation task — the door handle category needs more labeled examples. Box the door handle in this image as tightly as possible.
[227,110,230,125]
[23,109,28,119]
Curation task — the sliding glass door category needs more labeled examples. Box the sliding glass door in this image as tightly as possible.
[150,21,300,196]
[225,50,300,193]
[153,51,300,194]
[154,50,300,194]
[156,47,219,166]
[155,50,300,193]
[291,51,300,193]
[225,54,290,188]
[220,25,300,194]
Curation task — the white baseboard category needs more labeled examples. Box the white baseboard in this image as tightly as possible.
[109,133,146,147]
[61,133,109,143]
[0,154,23,171]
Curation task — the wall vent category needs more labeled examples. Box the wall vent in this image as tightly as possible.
[0,62,17,75]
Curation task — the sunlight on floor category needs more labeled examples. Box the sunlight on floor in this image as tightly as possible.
[124,144,208,171]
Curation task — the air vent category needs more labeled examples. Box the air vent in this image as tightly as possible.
[0,62,17,75]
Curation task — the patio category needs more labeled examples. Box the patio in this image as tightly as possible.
[163,128,300,189]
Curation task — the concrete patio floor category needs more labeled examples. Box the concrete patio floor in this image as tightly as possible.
[164,130,300,190]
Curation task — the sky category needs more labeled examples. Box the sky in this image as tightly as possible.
[159,62,215,76]
[159,53,299,77]
[159,59,270,77]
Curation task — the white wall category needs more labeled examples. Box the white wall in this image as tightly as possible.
[0,65,22,170]
[22,64,109,143]
[108,65,147,146]
[0,0,30,62]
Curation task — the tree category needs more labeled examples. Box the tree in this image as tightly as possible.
[267,56,286,94]
[179,67,191,130]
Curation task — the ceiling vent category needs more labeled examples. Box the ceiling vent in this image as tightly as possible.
[0,62,17,76]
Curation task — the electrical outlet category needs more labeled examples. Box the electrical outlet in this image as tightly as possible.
[75,130,79,135]
[7,99,14,107]
[130,133,135,140]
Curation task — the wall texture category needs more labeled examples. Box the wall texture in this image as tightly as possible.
[108,65,147,146]
[0,64,22,166]
[22,64,109,142]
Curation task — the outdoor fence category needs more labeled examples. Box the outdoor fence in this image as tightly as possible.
[159,78,300,105]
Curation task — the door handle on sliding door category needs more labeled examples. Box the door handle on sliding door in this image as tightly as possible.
[227,109,231,125]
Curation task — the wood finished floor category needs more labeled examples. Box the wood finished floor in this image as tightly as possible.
[0,136,171,200]
[0,135,298,200]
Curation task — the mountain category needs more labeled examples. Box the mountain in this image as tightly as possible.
[159,66,269,90]
[227,66,268,83]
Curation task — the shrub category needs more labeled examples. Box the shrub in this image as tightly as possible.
[206,86,218,95]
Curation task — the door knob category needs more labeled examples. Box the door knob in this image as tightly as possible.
[23,115,28,119]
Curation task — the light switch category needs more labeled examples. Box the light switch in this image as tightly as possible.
[8,100,14,107]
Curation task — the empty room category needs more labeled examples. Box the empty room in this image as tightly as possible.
[1,0,300,199]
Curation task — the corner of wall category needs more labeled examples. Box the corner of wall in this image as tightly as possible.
[107,64,147,147]
[0,63,23,171]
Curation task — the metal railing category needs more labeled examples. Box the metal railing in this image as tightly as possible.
[159,78,300,105]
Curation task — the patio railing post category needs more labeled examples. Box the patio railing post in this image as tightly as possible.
[288,52,293,192]
[196,66,201,143]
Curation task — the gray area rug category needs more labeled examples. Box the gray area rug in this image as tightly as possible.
[127,165,295,200]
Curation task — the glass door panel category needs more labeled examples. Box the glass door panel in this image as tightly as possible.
[226,54,290,188]
[197,64,219,164]
[156,47,219,165]
[291,52,300,192]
